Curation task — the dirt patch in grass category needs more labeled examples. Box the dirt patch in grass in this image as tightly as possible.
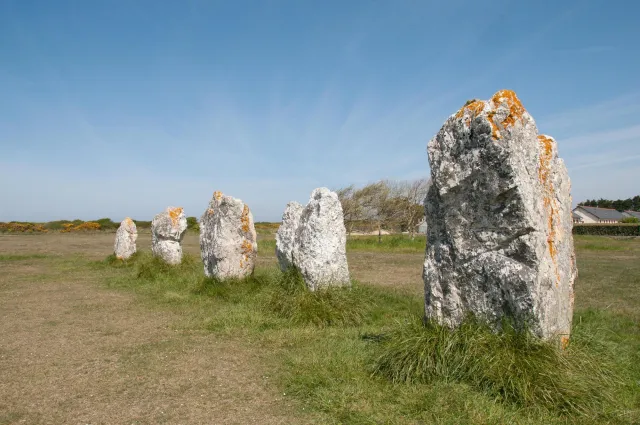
[0,252,300,423]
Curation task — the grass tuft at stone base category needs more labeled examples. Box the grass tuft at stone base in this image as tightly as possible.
[265,267,368,327]
[372,316,619,416]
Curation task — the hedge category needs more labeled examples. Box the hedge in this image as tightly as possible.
[573,224,640,236]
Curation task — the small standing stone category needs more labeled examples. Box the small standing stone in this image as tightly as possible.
[275,201,303,271]
[199,191,258,279]
[151,207,187,265]
[291,187,350,291]
[423,90,576,343]
[114,217,137,260]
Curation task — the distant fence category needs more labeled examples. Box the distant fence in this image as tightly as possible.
[573,224,640,236]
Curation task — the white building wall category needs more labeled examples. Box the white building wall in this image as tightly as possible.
[573,209,598,224]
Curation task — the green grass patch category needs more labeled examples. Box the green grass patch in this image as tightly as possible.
[372,316,618,416]
[265,267,368,327]
[257,238,276,255]
[256,234,427,254]
[91,241,639,424]
[0,253,50,261]
[346,235,426,252]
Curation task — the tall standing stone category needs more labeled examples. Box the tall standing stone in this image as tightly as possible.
[114,217,137,260]
[199,191,258,279]
[275,201,303,271]
[423,90,576,343]
[151,207,187,265]
[291,188,350,291]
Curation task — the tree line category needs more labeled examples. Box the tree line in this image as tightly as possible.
[578,196,640,212]
[336,178,430,239]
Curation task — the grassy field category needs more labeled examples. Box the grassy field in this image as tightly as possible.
[0,233,638,424]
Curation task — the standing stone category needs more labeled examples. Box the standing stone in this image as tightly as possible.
[114,217,137,260]
[275,201,303,271]
[151,206,187,265]
[423,90,576,343]
[291,188,350,291]
[199,191,257,279]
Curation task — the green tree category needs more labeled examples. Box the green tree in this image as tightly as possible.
[186,216,199,231]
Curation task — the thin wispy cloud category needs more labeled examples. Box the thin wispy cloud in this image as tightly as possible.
[570,152,640,171]
[553,45,616,54]
[540,92,640,134]
[560,124,640,149]
[1,1,639,221]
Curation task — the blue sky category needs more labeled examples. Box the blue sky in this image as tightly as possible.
[1,0,639,222]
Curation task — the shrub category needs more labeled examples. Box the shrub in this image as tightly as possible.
[133,220,152,230]
[43,220,72,231]
[95,218,118,230]
[186,216,200,231]
[621,216,640,224]
[372,316,618,415]
[0,222,48,233]
[60,222,101,232]
[573,224,640,236]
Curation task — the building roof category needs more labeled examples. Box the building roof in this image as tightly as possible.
[623,210,640,219]
[575,206,624,221]
[572,212,583,221]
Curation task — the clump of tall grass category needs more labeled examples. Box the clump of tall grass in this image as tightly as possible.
[103,252,141,267]
[265,267,368,327]
[135,252,199,280]
[372,316,618,415]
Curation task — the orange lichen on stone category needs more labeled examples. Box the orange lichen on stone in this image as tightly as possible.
[487,90,527,140]
[455,100,485,121]
[487,110,498,139]
[168,207,183,226]
[207,208,215,216]
[241,205,251,233]
[240,239,253,269]
[241,240,253,255]
[214,191,223,201]
[124,217,133,225]
[560,335,570,350]
[537,135,560,286]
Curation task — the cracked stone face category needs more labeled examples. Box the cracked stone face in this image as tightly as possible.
[199,191,257,279]
[151,207,187,265]
[114,217,137,260]
[290,188,350,291]
[424,90,576,342]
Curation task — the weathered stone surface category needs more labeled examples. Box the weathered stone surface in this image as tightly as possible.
[275,201,303,271]
[291,188,350,291]
[199,191,258,279]
[114,217,137,259]
[423,90,576,343]
[151,207,187,265]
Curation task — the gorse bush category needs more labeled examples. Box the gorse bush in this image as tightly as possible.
[0,222,48,233]
[372,316,618,415]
